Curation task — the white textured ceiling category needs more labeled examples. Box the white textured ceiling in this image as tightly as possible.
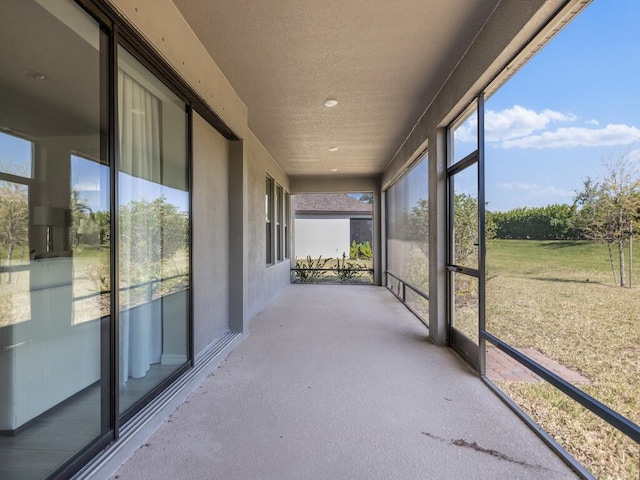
[172,0,501,177]
[0,0,100,138]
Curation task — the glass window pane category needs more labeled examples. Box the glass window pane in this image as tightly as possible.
[71,154,111,325]
[451,163,479,269]
[350,218,373,246]
[0,1,109,477]
[386,157,429,293]
[0,180,30,326]
[284,191,290,259]
[450,104,478,165]
[386,157,428,322]
[0,132,33,178]
[265,176,273,264]
[276,184,283,262]
[117,46,189,415]
[451,272,478,344]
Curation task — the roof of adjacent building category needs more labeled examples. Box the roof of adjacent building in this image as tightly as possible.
[294,194,372,215]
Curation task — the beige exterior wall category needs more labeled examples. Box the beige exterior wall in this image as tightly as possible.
[246,131,291,322]
[192,112,230,354]
[290,175,379,195]
[295,218,351,260]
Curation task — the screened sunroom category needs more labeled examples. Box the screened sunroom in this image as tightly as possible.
[0,1,637,479]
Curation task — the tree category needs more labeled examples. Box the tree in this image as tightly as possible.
[358,192,373,204]
[407,198,429,256]
[94,210,111,247]
[0,180,29,283]
[574,153,640,287]
[405,194,497,264]
[453,193,479,266]
[488,204,581,240]
[119,196,189,282]
[69,189,93,249]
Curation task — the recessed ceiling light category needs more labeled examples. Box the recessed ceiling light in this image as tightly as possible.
[328,146,338,152]
[25,70,46,80]
[330,168,338,172]
[324,99,338,107]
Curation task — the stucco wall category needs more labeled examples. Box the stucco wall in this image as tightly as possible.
[295,218,350,260]
[192,112,230,354]
[290,175,380,194]
[246,131,291,322]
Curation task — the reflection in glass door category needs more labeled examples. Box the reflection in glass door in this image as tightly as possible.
[117,46,190,417]
[0,1,111,478]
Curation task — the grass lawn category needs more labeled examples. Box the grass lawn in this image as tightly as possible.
[1,244,189,326]
[477,239,640,479]
[0,244,30,266]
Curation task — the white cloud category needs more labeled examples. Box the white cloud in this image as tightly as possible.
[455,105,640,151]
[73,181,101,192]
[501,124,640,149]
[486,105,576,142]
[496,182,574,199]
[455,105,576,143]
[453,117,478,143]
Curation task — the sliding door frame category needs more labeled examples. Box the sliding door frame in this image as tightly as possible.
[44,0,238,477]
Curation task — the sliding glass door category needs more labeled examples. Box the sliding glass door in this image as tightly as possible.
[117,46,190,417]
[0,2,193,477]
[0,1,111,478]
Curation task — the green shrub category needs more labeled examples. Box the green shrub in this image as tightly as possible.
[294,255,331,283]
[336,253,360,283]
[350,241,373,260]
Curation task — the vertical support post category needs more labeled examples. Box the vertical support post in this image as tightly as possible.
[109,26,120,438]
[629,224,633,288]
[477,93,486,376]
[228,140,248,333]
[373,178,383,286]
[429,127,449,346]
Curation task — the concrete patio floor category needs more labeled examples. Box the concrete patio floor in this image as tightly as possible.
[112,285,579,480]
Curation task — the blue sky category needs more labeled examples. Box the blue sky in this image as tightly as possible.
[72,155,189,213]
[0,141,188,213]
[455,0,640,212]
[0,132,33,178]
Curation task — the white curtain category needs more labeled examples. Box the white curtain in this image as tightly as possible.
[118,69,162,386]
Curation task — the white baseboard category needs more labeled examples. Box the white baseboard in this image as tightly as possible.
[161,354,188,365]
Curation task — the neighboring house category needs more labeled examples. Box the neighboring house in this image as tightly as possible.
[294,194,372,259]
